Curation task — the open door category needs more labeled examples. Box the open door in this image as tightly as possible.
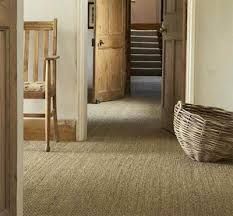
[0,0,18,215]
[94,0,127,102]
[161,0,187,132]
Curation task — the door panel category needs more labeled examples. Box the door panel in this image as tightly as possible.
[162,0,187,132]
[0,0,17,215]
[109,49,123,91]
[94,0,126,102]
[95,50,108,96]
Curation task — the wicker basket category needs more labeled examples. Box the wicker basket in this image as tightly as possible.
[174,101,233,162]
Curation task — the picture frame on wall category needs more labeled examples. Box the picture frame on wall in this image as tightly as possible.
[88,2,95,29]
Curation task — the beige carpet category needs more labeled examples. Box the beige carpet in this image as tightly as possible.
[24,96,233,216]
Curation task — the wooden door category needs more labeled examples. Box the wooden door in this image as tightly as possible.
[161,0,187,131]
[0,0,18,215]
[94,0,126,102]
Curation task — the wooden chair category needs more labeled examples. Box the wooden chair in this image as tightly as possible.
[24,19,60,152]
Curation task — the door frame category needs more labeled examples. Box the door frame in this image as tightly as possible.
[126,0,162,94]
[17,0,24,214]
[76,0,88,141]
[77,0,196,140]
[0,0,24,215]
[185,0,196,103]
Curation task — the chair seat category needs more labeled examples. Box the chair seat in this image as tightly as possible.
[24,81,55,99]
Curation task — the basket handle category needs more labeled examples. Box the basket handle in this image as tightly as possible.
[177,101,183,110]
[174,101,183,119]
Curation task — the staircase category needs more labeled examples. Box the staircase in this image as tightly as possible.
[130,29,162,76]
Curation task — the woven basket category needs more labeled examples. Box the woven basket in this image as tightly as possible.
[174,101,233,162]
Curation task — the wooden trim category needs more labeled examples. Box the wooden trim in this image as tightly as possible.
[24,119,76,141]
[131,23,161,30]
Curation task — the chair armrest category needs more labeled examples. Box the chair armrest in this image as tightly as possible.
[45,55,60,61]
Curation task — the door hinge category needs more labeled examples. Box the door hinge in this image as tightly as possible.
[92,38,95,47]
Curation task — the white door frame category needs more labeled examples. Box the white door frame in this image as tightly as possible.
[76,0,197,140]
[76,0,88,141]
[77,0,197,140]
[185,0,196,104]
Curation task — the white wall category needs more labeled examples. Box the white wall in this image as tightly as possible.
[194,0,233,111]
[24,0,77,119]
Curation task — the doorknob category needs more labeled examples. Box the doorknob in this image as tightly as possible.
[159,27,167,33]
[98,40,105,47]
[160,23,167,34]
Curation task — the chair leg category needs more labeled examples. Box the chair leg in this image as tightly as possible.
[45,96,51,152]
[53,95,59,142]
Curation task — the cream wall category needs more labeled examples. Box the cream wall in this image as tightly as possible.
[194,0,233,111]
[24,0,77,119]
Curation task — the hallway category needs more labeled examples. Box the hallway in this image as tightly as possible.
[24,96,233,216]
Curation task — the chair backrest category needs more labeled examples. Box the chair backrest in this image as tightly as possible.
[24,19,57,82]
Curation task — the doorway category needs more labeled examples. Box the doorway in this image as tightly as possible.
[88,0,187,135]
[129,0,163,102]
[87,0,163,141]
[130,0,187,132]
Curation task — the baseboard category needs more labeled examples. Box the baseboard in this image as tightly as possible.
[24,118,76,141]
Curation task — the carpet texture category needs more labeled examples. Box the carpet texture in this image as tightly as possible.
[24,96,233,216]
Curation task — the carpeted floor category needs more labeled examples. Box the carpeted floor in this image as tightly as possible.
[24,96,233,216]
